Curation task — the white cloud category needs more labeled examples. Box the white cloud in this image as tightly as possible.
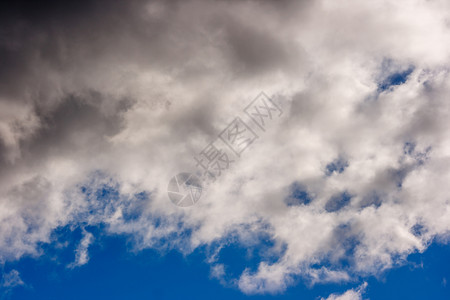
[1,270,24,289]
[322,282,368,300]
[67,229,94,269]
[0,0,449,295]
[0,269,25,298]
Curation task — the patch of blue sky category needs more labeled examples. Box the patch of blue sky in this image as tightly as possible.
[0,229,359,300]
[3,226,450,299]
[325,192,352,212]
[210,231,287,282]
[377,59,415,92]
[2,175,449,299]
[77,176,152,225]
[285,182,313,206]
[325,157,348,176]
[366,242,450,300]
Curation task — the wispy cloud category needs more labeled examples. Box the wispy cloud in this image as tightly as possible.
[322,282,368,300]
[67,230,94,269]
[0,269,25,298]
[1,270,24,288]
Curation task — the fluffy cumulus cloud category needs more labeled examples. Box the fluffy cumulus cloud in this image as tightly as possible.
[0,0,450,295]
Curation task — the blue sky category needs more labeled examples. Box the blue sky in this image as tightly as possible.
[2,225,449,300]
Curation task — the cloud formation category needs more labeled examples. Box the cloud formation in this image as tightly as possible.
[0,0,449,295]
[0,269,25,297]
[67,229,94,268]
[322,282,368,300]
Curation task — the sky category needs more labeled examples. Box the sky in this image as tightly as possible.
[0,0,450,299]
